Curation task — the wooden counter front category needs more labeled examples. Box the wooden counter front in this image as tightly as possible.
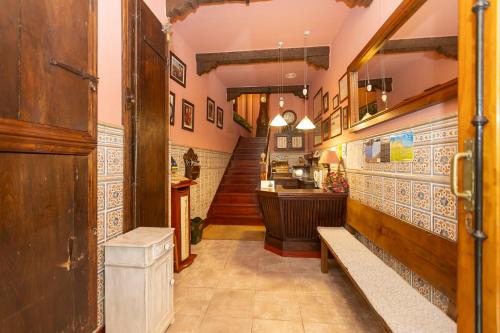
[257,187,347,257]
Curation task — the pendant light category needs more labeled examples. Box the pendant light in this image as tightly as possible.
[270,41,287,127]
[366,61,373,92]
[296,30,316,131]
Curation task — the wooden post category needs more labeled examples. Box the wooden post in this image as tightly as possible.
[321,238,329,273]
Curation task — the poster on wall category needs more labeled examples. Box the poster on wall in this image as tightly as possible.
[313,88,323,120]
[207,97,215,123]
[390,131,414,162]
[313,120,322,146]
[216,107,224,129]
[330,110,342,138]
[170,52,187,88]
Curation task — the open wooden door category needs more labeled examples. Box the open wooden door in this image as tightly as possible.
[123,0,169,230]
[0,0,97,331]
[457,0,499,332]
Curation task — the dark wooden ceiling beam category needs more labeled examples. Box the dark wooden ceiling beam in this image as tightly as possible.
[167,0,372,20]
[358,78,393,92]
[196,46,329,75]
[227,85,309,101]
[379,36,458,59]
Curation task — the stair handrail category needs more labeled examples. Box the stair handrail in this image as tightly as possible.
[263,126,271,180]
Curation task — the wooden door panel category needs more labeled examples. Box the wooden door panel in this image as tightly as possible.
[19,0,92,132]
[135,2,167,228]
[0,153,92,331]
[0,0,20,119]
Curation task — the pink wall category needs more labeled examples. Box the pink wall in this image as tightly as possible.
[169,30,250,153]
[97,0,122,125]
[307,0,458,150]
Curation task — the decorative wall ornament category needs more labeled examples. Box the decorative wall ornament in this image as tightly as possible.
[323,92,329,113]
[313,88,323,120]
[182,99,195,131]
[216,107,224,129]
[169,91,175,125]
[206,97,215,123]
[170,52,187,87]
[339,72,349,102]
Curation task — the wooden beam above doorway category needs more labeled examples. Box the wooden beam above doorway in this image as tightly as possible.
[379,36,458,59]
[166,0,372,20]
[358,78,393,92]
[196,46,329,75]
[227,85,309,101]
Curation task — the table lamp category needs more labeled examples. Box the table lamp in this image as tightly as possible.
[318,150,339,174]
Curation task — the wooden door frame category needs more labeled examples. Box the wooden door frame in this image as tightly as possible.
[122,0,170,232]
[458,0,499,332]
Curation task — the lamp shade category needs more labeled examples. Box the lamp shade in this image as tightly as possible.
[296,116,315,130]
[319,150,339,165]
[270,114,287,127]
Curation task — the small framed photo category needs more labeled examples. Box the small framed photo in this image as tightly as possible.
[216,107,224,129]
[181,99,194,132]
[342,106,349,130]
[323,92,329,113]
[322,116,331,142]
[339,72,349,103]
[313,120,322,146]
[332,94,339,109]
[170,52,187,88]
[169,91,175,126]
[313,88,323,120]
[207,97,215,123]
[260,180,275,190]
[331,109,342,138]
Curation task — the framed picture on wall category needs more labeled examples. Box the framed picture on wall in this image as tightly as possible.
[331,109,342,138]
[216,107,224,129]
[170,52,187,88]
[323,92,329,113]
[332,94,339,109]
[182,99,194,132]
[342,106,349,130]
[322,116,331,142]
[207,97,215,123]
[313,120,322,146]
[339,72,349,102]
[313,88,323,120]
[169,92,175,125]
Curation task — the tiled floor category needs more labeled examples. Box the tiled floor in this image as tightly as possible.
[166,240,385,333]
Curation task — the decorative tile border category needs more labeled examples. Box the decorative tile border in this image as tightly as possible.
[96,123,124,330]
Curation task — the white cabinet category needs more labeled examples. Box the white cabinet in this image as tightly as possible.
[104,227,175,333]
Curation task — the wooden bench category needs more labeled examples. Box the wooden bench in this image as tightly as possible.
[318,226,456,333]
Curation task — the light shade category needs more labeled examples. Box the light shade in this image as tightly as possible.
[296,116,315,130]
[270,114,287,127]
[319,150,339,165]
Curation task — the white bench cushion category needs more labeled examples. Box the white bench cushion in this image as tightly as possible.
[318,227,456,333]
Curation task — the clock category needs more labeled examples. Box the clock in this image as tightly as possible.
[282,110,297,125]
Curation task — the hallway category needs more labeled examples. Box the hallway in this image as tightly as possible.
[168,239,384,333]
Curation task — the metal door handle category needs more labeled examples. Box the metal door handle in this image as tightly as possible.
[450,151,472,200]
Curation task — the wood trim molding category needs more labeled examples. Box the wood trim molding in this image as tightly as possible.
[348,0,427,72]
[347,198,457,305]
[380,36,458,59]
[196,47,329,75]
[349,78,457,132]
[166,0,372,20]
[227,85,309,101]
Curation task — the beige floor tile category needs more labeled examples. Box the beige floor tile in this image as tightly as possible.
[205,289,255,319]
[298,295,339,324]
[252,319,304,333]
[174,287,214,316]
[225,256,260,274]
[165,314,202,333]
[258,256,290,272]
[198,316,252,333]
[303,322,357,333]
[254,291,301,321]
[287,258,322,272]
[175,267,223,289]
[256,271,297,293]
[218,271,258,290]
[293,271,340,296]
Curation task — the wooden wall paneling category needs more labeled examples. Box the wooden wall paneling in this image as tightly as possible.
[0,0,19,119]
[347,198,457,307]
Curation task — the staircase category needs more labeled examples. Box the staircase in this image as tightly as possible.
[206,137,267,226]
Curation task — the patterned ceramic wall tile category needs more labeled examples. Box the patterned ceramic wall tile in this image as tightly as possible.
[372,196,383,211]
[382,178,396,201]
[432,184,457,219]
[432,126,458,141]
[433,216,457,241]
[412,273,432,300]
[396,179,411,204]
[431,288,450,313]
[412,146,431,174]
[412,209,432,231]
[97,124,124,329]
[364,175,373,195]
[396,162,412,173]
[395,261,412,284]
[414,131,432,144]
[396,205,411,223]
[372,177,383,197]
[412,181,431,211]
[432,143,457,176]
[382,162,396,173]
[382,200,396,217]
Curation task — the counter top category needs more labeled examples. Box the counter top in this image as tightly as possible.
[258,185,348,197]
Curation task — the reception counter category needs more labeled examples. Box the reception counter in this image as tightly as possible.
[257,186,347,257]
